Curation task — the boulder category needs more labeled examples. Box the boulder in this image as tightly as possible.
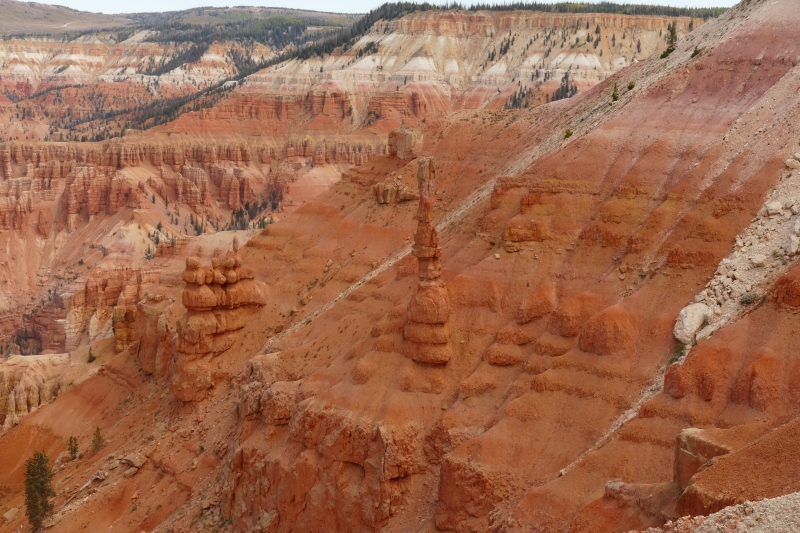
[786,159,800,170]
[765,201,783,215]
[2,508,19,524]
[673,303,710,344]
[122,454,147,469]
[695,324,717,343]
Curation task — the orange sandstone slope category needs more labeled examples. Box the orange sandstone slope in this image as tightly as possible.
[2,1,800,533]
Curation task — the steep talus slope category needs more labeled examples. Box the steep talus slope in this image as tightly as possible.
[1,1,800,533]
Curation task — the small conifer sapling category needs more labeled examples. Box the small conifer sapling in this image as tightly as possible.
[92,427,104,452]
[68,436,78,460]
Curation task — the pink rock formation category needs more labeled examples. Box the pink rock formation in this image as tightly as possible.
[172,236,268,401]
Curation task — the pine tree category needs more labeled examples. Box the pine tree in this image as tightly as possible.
[87,347,96,363]
[24,451,55,531]
[68,437,78,460]
[92,427,104,452]
[660,23,677,58]
[612,83,619,102]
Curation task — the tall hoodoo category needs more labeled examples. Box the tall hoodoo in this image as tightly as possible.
[173,236,268,401]
[404,157,452,363]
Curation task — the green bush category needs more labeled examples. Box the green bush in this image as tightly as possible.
[87,347,96,363]
[668,343,686,365]
[740,292,759,305]
[564,129,573,139]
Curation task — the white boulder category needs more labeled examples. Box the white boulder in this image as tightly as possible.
[674,303,711,345]
[766,201,783,215]
[695,324,718,344]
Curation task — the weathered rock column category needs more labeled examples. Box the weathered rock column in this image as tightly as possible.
[112,305,137,353]
[403,157,452,364]
[172,237,268,401]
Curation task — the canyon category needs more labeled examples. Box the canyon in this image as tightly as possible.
[2,1,800,533]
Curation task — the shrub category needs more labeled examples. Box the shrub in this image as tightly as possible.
[87,347,96,363]
[627,81,635,90]
[740,292,759,305]
[668,343,686,365]
[68,437,78,461]
[564,129,573,139]
[612,82,619,102]
[24,451,55,531]
[92,427,104,452]
[691,46,704,58]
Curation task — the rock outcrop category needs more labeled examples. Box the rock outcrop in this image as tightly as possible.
[373,177,419,205]
[172,236,268,401]
[0,353,75,429]
[112,305,137,353]
[403,157,451,364]
[388,126,422,161]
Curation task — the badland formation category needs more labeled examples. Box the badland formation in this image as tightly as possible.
[1,0,800,531]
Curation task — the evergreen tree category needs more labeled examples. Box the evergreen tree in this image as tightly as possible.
[552,72,578,102]
[92,427,104,452]
[68,437,78,460]
[87,347,96,363]
[660,23,677,58]
[612,83,619,102]
[24,451,55,531]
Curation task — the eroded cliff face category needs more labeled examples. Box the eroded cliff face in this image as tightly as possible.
[0,33,275,141]
[3,1,800,533]
[234,9,700,136]
[0,340,115,430]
